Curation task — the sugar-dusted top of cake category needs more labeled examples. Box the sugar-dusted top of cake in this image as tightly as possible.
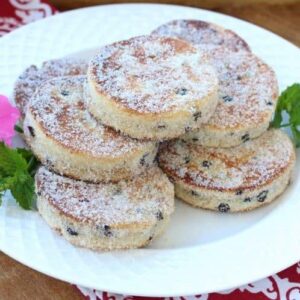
[14,57,88,115]
[28,76,154,157]
[159,129,295,191]
[201,47,278,129]
[36,166,174,227]
[152,20,278,130]
[89,35,218,114]
[151,19,250,52]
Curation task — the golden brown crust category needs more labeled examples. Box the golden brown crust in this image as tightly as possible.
[88,35,217,114]
[87,35,219,140]
[24,76,158,182]
[36,166,174,229]
[14,58,88,116]
[151,19,250,52]
[202,48,278,130]
[159,129,295,193]
[26,76,155,159]
[153,20,278,147]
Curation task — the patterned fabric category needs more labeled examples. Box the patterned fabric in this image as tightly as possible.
[1,1,300,299]
[77,262,300,300]
[0,0,57,36]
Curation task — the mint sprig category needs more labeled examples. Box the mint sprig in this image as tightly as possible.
[271,83,300,147]
[0,142,39,209]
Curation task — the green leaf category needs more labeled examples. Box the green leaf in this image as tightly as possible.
[0,142,39,210]
[0,166,8,178]
[0,176,18,192]
[271,106,283,128]
[16,148,39,175]
[10,172,36,210]
[16,148,32,161]
[291,125,300,148]
[0,142,27,175]
[271,83,300,147]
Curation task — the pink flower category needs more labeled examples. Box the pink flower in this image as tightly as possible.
[0,95,20,146]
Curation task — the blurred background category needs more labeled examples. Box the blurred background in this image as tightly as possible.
[48,0,300,46]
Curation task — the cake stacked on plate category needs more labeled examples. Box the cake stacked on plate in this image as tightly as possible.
[153,20,295,212]
[15,20,295,251]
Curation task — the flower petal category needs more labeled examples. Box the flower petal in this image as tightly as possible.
[0,95,21,146]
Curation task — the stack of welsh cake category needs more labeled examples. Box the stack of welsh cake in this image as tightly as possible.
[14,20,295,251]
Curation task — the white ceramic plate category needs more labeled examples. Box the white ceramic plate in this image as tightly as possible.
[0,3,300,297]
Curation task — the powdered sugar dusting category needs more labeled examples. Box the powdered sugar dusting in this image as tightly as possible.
[159,130,295,191]
[153,20,278,129]
[14,57,88,115]
[201,47,278,128]
[29,76,153,157]
[89,35,218,113]
[36,167,174,226]
[152,19,250,52]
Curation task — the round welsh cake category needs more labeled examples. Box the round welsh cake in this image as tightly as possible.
[152,21,278,147]
[14,57,88,116]
[87,35,219,140]
[158,129,295,212]
[36,166,175,251]
[182,47,279,147]
[24,76,157,183]
[152,19,250,52]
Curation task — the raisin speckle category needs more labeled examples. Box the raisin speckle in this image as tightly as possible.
[192,137,199,142]
[140,153,149,166]
[266,101,273,106]
[157,124,166,129]
[193,112,202,122]
[156,210,164,221]
[79,198,89,203]
[67,227,78,236]
[241,134,250,143]
[61,90,69,96]
[222,95,233,102]
[185,126,192,133]
[184,156,190,164]
[257,190,268,202]
[153,155,159,164]
[103,225,113,237]
[236,190,243,195]
[37,191,41,196]
[218,203,230,212]
[236,75,242,80]
[148,236,153,241]
[45,159,54,168]
[28,126,35,137]
[244,197,251,202]
[176,88,188,96]
[202,160,212,168]
[191,190,199,196]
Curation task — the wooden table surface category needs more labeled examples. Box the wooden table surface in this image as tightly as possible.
[1,2,299,300]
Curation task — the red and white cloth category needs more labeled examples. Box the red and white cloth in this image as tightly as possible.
[1,1,300,299]
[0,0,56,36]
[78,262,300,299]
